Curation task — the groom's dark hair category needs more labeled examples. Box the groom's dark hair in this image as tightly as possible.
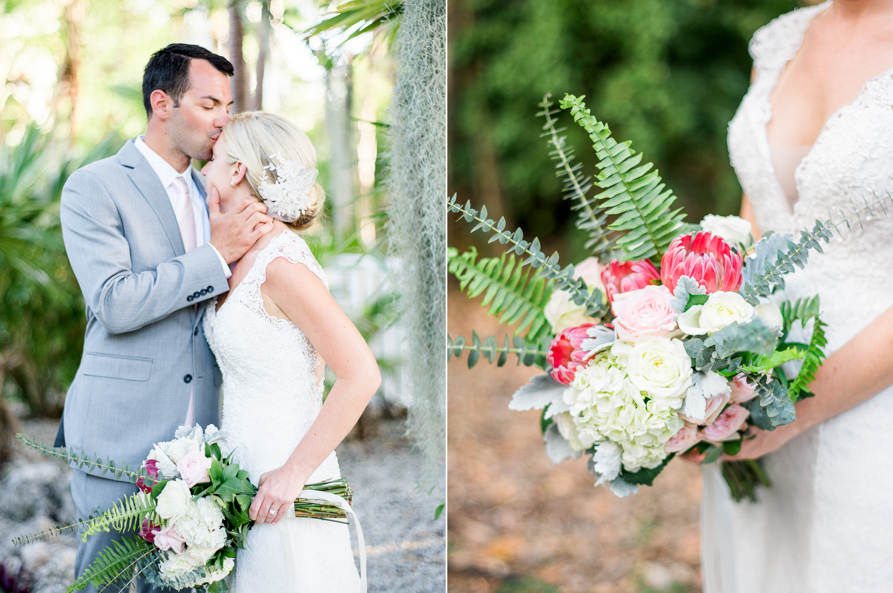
[142,44,234,118]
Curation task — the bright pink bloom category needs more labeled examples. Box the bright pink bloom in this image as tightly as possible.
[137,459,159,494]
[660,232,743,294]
[700,404,750,443]
[547,324,596,385]
[600,259,661,302]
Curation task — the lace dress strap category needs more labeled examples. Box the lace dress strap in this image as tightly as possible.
[749,1,830,81]
[230,231,328,318]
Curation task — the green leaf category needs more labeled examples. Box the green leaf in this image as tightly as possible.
[434,503,445,520]
[619,454,674,486]
[700,445,723,465]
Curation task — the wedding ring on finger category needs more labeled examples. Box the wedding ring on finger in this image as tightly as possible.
[268,508,278,516]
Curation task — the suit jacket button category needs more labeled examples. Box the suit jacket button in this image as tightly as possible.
[184,374,192,384]
[193,291,201,299]
[193,327,199,336]
[187,295,194,302]
[207,285,214,293]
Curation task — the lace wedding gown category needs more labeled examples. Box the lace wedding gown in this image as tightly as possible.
[203,231,362,592]
[701,2,893,591]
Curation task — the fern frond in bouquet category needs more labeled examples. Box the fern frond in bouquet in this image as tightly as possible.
[14,426,357,592]
[447,92,850,503]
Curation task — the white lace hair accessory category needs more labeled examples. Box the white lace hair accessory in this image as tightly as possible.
[257,154,319,223]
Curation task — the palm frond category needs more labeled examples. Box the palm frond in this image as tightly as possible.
[447,331,549,369]
[448,246,554,341]
[301,0,403,46]
[559,94,687,262]
[537,94,614,261]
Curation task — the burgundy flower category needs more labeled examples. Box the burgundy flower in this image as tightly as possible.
[137,459,159,494]
[547,324,596,385]
[661,232,743,294]
[600,259,661,302]
[138,518,159,544]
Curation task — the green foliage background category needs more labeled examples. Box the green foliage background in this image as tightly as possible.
[448,0,804,260]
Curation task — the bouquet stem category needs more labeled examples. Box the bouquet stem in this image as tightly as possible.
[291,478,353,522]
[721,460,772,503]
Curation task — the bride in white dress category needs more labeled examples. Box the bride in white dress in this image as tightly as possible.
[200,112,380,592]
[701,1,893,591]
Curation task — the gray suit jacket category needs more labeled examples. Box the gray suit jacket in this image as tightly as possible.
[57,140,229,480]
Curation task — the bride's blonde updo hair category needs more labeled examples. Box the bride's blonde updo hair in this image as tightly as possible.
[220,111,325,232]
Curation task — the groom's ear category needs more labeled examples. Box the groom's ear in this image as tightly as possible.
[149,90,174,121]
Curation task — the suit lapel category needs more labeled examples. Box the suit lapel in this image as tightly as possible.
[119,141,185,256]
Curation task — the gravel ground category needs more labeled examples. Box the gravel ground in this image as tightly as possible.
[0,413,445,593]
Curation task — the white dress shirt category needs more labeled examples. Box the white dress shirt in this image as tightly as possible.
[133,136,230,427]
[133,136,231,277]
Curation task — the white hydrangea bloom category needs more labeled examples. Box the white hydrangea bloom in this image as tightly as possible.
[158,553,194,579]
[564,350,685,473]
[172,497,227,552]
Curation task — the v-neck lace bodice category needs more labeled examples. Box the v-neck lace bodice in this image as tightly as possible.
[706,4,893,592]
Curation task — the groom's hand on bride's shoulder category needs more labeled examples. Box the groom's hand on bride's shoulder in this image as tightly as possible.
[208,187,274,264]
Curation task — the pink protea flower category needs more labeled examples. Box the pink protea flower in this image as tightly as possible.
[661,232,743,294]
[547,323,596,385]
[600,259,661,302]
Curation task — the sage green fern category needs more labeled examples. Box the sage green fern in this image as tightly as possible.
[560,94,686,262]
[448,246,554,341]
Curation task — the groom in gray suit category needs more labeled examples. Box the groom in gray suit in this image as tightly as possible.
[57,44,271,591]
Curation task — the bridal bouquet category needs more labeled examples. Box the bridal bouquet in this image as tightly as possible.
[448,93,836,502]
[15,425,353,592]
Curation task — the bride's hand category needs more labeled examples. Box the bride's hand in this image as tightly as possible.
[726,422,802,460]
[250,465,307,526]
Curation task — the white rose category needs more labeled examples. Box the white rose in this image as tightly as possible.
[158,553,194,579]
[755,301,783,334]
[544,257,606,333]
[156,480,192,520]
[678,291,754,336]
[700,214,752,247]
[147,446,178,479]
[625,337,693,407]
[164,436,201,464]
[182,545,216,568]
[544,291,600,333]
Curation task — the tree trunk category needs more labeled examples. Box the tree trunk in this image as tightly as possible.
[252,0,271,110]
[57,0,85,142]
[228,1,249,113]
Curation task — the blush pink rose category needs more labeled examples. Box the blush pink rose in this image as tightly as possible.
[729,375,758,404]
[175,450,213,488]
[665,422,701,453]
[610,285,678,342]
[700,404,750,443]
[680,390,732,426]
[547,324,596,385]
[661,232,743,294]
[600,259,661,302]
[152,526,186,554]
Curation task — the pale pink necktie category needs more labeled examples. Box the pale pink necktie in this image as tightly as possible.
[171,176,197,427]
[170,176,197,252]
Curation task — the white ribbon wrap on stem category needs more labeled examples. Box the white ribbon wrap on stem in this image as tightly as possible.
[278,490,367,593]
